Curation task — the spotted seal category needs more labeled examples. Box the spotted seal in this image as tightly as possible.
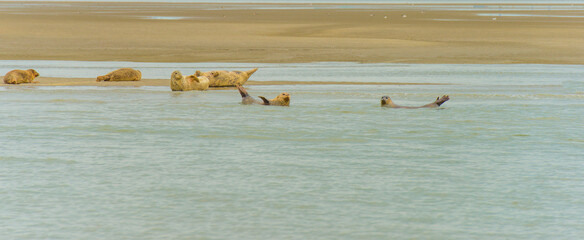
[195,68,258,87]
[3,69,39,84]
[381,95,449,108]
[96,68,142,82]
[170,70,210,91]
[237,85,290,106]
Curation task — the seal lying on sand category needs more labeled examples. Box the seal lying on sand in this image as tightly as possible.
[170,71,210,91]
[237,85,290,106]
[96,68,141,82]
[381,95,449,108]
[196,68,258,87]
[3,69,39,84]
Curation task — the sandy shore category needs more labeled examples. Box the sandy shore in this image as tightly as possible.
[0,2,583,66]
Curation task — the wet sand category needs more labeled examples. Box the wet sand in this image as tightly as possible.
[0,2,582,65]
[1,2,583,86]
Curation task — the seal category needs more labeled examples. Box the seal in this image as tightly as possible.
[195,68,258,87]
[237,85,290,106]
[96,68,142,82]
[381,95,449,108]
[3,69,39,84]
[170,70,210,91]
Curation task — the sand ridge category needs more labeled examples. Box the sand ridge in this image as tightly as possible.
[0,2,582,65]
[0,77,451,87]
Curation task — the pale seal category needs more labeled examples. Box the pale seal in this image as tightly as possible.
[381,95,449,108]
[170,71,210,91]
[237,85,290,106]
[96,68,142,82]
[3,69,39,84]
[195,68,258,87]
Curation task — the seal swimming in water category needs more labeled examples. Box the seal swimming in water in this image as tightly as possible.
[237,85,290,106]
[3,69,39,84]
[96,68,142,82]
[170,70,210,91]
[195,68,258,87]
[381,95,449,108]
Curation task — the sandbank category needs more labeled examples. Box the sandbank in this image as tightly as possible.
[0,1,583,65]
[0,77,449,87]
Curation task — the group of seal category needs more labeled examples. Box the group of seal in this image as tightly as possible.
[170,68,258,91]
[2,67,449,108]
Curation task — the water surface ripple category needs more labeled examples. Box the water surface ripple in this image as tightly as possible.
[1,63,583,239]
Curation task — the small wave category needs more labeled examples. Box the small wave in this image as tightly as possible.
[0,156,77,164]
[563,81,584,92]
[49,99,106,104]
[566,138,584,143]
[454,93,584,100]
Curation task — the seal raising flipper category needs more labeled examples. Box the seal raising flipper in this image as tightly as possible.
[422,95,450,107]
[170,70,210,91]
[236,85,290,106]
[381,95,449,108]
[237,85,261,105]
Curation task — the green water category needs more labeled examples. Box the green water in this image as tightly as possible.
[1,63,583,239]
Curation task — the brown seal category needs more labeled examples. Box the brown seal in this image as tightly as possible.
[96,68,142,82]
[237,85,290,106]
[170,70,210,91]
[3,69,39,84]
[195,68,258,87]
[381,95,449,108]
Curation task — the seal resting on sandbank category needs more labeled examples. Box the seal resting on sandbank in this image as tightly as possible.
[170,70,210,91]
[3,69,39,84]
[96,68,142,82]
[237,85,290,106]
[195,68,258,87]
[381,95,449,108]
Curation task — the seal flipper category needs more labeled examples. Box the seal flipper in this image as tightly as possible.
[434,95,450,106]
[245,68,258,77]
[237,85,250,98]
[258,96,270,105]
[187,75,200,83]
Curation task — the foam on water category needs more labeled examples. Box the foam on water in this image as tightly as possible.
[1,62,583,239]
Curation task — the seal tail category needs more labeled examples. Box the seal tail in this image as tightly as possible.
[237,85,250,98]
[4,76,14,84]
[258,96,270,105]
[245,68,258,76]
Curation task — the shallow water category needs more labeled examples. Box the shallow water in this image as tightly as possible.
[1,62,583,239]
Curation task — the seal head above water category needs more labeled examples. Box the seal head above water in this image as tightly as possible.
[381,95,449,108]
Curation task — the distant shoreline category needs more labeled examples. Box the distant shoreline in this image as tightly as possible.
[0,2,582,65]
